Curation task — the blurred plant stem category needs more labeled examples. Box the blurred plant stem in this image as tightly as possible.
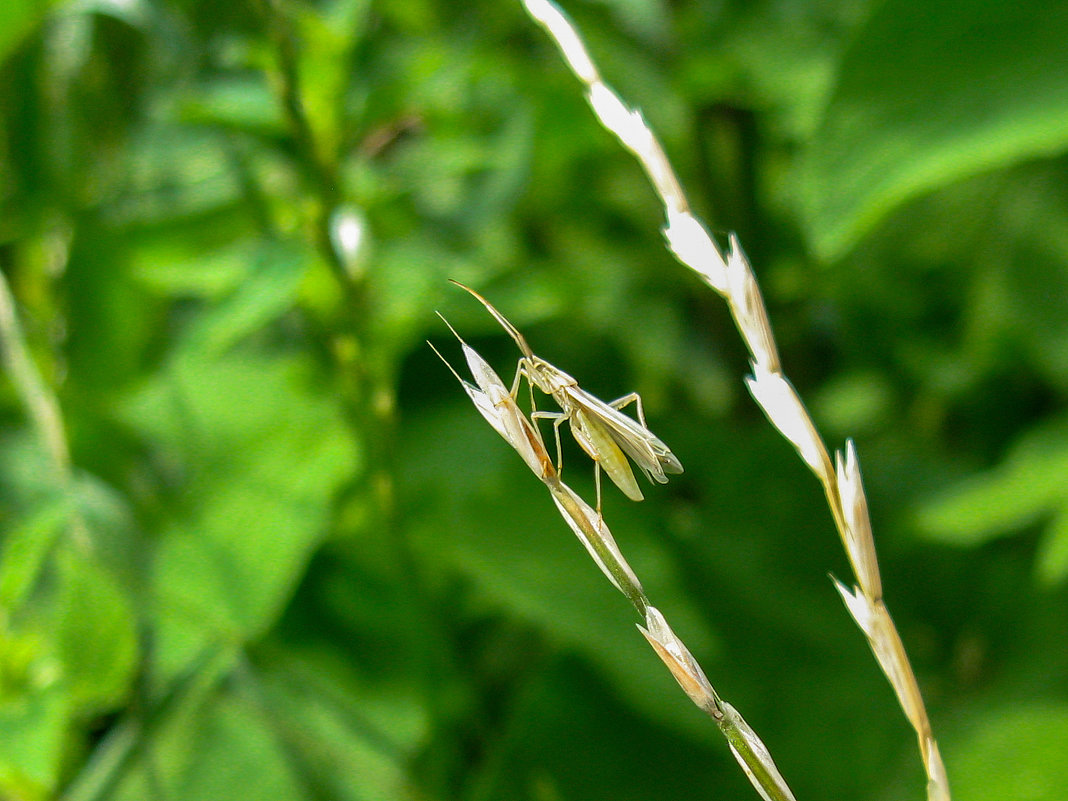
[0,267,89,551]
[253,0,392,532]
[254,4,459,793]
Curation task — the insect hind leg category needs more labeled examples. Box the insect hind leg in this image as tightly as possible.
[609,391,646,427]
[594,461,604,521]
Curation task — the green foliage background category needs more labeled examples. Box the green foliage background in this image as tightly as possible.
[2,0,1068,799]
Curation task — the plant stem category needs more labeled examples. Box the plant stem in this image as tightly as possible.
[0,267,89,550]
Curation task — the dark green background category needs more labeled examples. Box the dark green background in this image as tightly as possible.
[2,0,1068,799]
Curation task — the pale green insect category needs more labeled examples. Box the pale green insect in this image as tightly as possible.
[451,280,683,510]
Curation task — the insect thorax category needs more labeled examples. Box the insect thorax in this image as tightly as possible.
[525,357,578,395]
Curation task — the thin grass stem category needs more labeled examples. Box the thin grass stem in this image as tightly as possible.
[518,1,949,798]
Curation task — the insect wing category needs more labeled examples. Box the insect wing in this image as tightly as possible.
[571,407,644,501]
[565,386,683,483]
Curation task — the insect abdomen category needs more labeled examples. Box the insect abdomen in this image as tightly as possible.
[572,408,644,501]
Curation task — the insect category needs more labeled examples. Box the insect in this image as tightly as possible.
[451,280,683,511]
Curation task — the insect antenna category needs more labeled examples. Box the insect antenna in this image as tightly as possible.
[449,279,536,359]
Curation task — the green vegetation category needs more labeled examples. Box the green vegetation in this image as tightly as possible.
[2,1,1068,799]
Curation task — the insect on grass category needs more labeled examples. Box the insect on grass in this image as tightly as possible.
[450,280,683,511]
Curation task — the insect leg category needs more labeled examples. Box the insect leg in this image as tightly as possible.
[510,359,540,415]
[532,409,568,471]
[594,460,603,518]
[609,391,646,427]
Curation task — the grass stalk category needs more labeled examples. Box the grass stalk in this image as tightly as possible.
[517,1,950,798]
[432,321,798,801]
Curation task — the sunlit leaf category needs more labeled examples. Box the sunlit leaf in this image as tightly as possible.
[180,241,311,356]
[0,502,67,610]
[179,78,286,138]
[1035,511,1068,586]
[801,0,1068,259]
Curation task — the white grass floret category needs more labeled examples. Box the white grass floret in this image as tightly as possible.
[588,83,648,155]
[927,742,951,801]
[834,579,939,782]
[638,606,717,712]
[745,363,827,475]
[835,440,882,600]
[663,207,729,293]
[726,234,780,374]
[521,0,599,84]
[430,332,555,480]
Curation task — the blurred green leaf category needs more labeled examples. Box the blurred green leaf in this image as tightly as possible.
[811,369,895,438]
[180,78,286,137]
[915,418,1068,560]
[0,0,57,64]
[122,351,359,682]
[0,682,68,800]
[165,690,310,801]
[254,649,426,801]
[180,241,311,357]
[131,237,256,299]
[1035,510,1068,586]
[290,0,375,161]
[53,548,139,714]
[0,501,67,611]
[944,704,1068,801]
[105,677,311,801]
[801,0,1068,259]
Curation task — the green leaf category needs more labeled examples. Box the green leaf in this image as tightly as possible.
[179,77,286,137]
[105,678,311,801]
[131,238,257,299]
[0,502,67,611]
[179,242,311,357]
[801,0,1068,259]
[915,417,1068,545]
[167,692,310,801]
[253,650,426,801]
[0,683,68,800]
[53,549,139,714]
[1035,511,1068,586]
[121,352,360,682]
[811,369,895,438]
[0,0,57,64]
[944,704,1068,801]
